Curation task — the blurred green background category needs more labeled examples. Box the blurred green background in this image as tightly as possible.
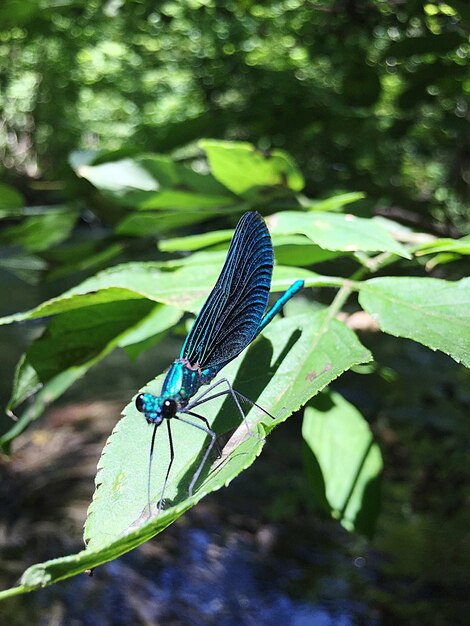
[1,0,468,233]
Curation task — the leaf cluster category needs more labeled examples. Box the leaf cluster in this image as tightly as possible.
[0,140,468,599]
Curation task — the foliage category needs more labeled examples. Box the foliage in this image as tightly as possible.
[0,139,468,599]
[0,0,469,232]
[302,390,382,538]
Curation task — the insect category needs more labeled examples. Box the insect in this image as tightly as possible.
[135,211,304,515]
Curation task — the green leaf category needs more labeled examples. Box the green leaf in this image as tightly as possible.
[359,277,470,367]
[45,241,125,281]
[413,236,470,271]
[0,261,326,326]
[75,154,235,213]
[0,253,47,284]
[267,211,411,258]
[156,249,339,276]
[119,304,182,360]
[156,249,231,270]
[423,252,462,271]
[371,215,416,240]
[159,228,342,267]
[0,0,42,29]
[414,235,470,256]
[115,209,226,236]
[165,235,341,269]
[130,190,235,210]
[16,301,158,387]
[1,369,88,452]
[0,207,78,252]
[159,228,233,252]
[139,154,230,196]
[0,302,182,450]
[200,139,304,196]
[302,390,382,537]
[273,236,341,267]
[0,257,324,447]
[0,182,24,215]
[0,311,371,597]
[308,192,365,212]
[77,158,160,192]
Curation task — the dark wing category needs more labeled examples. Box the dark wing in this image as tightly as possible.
[180,211,273,373]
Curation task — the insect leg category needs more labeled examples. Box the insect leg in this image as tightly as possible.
[233,389,277,420]
[187,377,256,437]
[176,412,218,497]
[188,387,275,420]
[147,423,159,518]
[184,377,228,408]
[157,420,175,513]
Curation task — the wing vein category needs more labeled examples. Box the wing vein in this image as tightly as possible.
[180,212,273,373]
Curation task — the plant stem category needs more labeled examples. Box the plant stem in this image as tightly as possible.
[326,280,356,321]
[355,250,400,274]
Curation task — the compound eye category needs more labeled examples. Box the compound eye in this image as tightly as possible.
[162,399,177,418]
[135,393,146,413]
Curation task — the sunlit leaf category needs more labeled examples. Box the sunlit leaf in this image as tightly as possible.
[77,158,160,192]
[160,230,341,267]
[359,277,470,367]
[0,262,324,326]
[160,223,344,268]
[0,257,321,448]
[0,312,371,597]
[74,153,235,213]
[267,211,411,258]
[200,139,304,196]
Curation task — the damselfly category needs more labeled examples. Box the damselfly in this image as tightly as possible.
[135,211,304,514]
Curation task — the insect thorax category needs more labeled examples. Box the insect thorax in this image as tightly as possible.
[162,359,213,404]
